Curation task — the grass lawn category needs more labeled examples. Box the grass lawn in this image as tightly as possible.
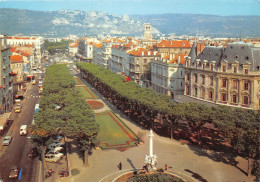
[74,77,83,85]
[95,110,139,149]
[75,86,98,99]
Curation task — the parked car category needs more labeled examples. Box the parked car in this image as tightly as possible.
[46,146,63,155]
[14,104,22,113]
[2,136,12,146]
[45,155,61,163]
[9,166,19,179]
[39,80,43,84]
[45,152,64,159]
[32,80,36,85]
[53,135,63,142]
[48,142,63,149]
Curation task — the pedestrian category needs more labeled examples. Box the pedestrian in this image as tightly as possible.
[164,164,168,171]
[118,162,122,170]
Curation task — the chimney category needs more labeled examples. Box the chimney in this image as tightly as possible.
[178,56,181,64]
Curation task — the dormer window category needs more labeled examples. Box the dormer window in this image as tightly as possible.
[244,68,248,74]
[234,66,237,73]
[234,55,238,60]
[210,64,214,71]
[245,56,249,60]
[222,65,226,72]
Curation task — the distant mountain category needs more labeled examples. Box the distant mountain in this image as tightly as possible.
[0,9,152,37]
[0,9,259,38]
[132,13,260,38]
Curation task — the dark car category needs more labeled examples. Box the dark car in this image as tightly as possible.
[28,147,38,159]
[9,166,19,179]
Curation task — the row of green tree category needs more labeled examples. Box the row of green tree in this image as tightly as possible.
[77,62,259,179]
[44,40,72,54]
[31,64,99,162]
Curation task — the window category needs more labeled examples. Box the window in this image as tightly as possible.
[232,95,237,103]
[202,75,205,85]
[222,93,227,102]
[222,79,227,87]
[195,87,198,96]
[210,76,214,86]
[244,69,248,74]
[222,65,226,72]
[181,71,182,76]
[201,88,205,99]
[232,80,238,89]
[202,64,205,70]
[194,74,197,83]
[209,90,213,101]
[233,67,237,73]
[243,96,249,105]
[181,82,182,87]
[186,73,190,81]
[186,86,190,95]
[244,81,249,90]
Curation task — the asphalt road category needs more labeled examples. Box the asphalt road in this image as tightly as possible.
[0,80,40,182]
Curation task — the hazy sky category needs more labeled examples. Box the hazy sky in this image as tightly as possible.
[0,0,259,16]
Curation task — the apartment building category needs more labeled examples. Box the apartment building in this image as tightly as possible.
[151,53,186,97]
[7,36,44,60]
[128,48,160,87]
[153,40,191,58]
[10,55,24,91]
[0,35,14,113]
[185,42,260,110]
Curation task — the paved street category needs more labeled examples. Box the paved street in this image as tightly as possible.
[0,80,40,182]
[60,68,254,182]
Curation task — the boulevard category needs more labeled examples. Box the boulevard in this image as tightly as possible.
[0,80,40,182]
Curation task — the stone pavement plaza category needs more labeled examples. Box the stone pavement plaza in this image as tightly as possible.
[62,109,252,182]
[61,75,253,182]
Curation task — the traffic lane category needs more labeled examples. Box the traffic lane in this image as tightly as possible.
[0,85,39,181]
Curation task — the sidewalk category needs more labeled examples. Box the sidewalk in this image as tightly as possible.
[60,73,253,182]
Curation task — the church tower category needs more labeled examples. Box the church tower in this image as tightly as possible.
[144,23,153,40]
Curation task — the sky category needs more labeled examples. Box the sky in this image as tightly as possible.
[0,0,259,16]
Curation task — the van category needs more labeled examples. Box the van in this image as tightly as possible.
[20,125,27,135]
[32,80,36,85]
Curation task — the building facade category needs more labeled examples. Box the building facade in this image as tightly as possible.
[0,36,14,113]
[10,55,24,92]
[151,54,185,97]
[185,42,260,110]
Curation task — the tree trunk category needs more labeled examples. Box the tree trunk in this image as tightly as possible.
[247,157,251,177]
[84,150,88,166]
[170,123,173,139]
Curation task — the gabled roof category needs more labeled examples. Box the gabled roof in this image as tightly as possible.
[10,55,23,63]
[94,43,102,48]
[127,48,160,56]
[69,42,78,48]
[155,40,191,48]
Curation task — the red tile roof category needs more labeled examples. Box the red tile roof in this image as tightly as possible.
[69,42,78,48]
[94,43,102,48]
[127,48,160,56]
[156,40,191,48]
[10,55,23,63]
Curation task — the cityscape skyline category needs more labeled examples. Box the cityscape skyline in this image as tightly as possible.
[0,0,260,16]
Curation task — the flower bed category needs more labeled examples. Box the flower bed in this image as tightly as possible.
[86,100,104,110]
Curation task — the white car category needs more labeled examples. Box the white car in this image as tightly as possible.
[46,146,63,155]
[48,142,63,149]
[2,136,12,146]
[45,152,64,158]
[39,80,42,84]
[45,155,61,163]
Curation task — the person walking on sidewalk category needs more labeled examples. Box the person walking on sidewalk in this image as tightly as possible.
[118,162,122,170]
